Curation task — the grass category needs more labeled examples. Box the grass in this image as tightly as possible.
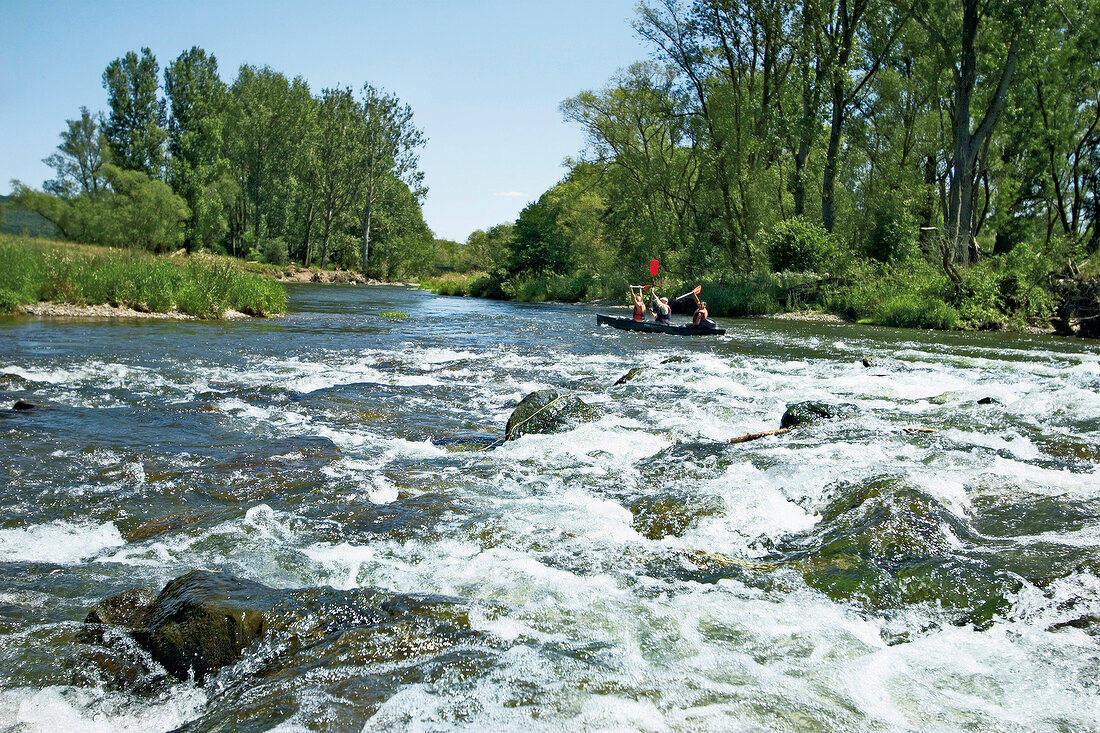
[0,234,287,318]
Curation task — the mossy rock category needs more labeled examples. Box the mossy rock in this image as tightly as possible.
[504,389,603,441]
[134,570,279,681]
[780,400,858,429]
[629,492,724,540]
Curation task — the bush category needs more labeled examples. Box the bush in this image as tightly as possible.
[763,217,842,273]
[0,288,20,313]
[875,294,961,330]
[260,237,289,266]
[864,192,918,263]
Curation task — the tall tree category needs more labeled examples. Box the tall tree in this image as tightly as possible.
[913,0,1026,266]
[102,48,167,177]
[42,106,107,198]
[224,65,314,255]
[355,84,426,277]
[310,87,362,268]
[165,47,231,250]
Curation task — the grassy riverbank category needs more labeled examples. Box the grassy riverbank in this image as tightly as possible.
[0,235,287,318]
[421,250,1064,333]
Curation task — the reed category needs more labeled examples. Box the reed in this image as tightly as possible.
[0,235,286,317]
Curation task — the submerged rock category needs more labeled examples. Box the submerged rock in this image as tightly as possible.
[628,492,724,540]
[779,400,857,429]
[85,569,496,693]
[614,367,647,386]
[504,389,603,441]
[85,588,157,630]
[134,570,277,681]
[775,477,1021,627]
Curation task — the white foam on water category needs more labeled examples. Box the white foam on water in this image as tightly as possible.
[0,686,206,732]
[0,520,124,564]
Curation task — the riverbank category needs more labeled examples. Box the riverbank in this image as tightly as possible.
[0,235,286,319]
[420,264,1070,336]
[15,302,256,321]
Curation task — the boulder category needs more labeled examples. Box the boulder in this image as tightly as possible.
[779,400,857,429]
[133,570,279,681]
[504,389,603,440]
[85,588,157,629]
[614,367,647,386]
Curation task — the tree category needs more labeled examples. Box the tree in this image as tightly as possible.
[90,164,190,251]
[224,65,314,256]
[508,196,570,277]
[912,0,1027,266]
[42,107,108,198]
[354,84,426,276]
[310,87,362,268]
[102,48,167,177]
[165,47,231,250]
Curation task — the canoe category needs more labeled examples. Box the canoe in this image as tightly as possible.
[596,313,726,336]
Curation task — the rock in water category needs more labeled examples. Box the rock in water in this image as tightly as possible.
[779,400,857,429]
[85,588,157,629]
[504,389,603,441]
[135,570,279,681]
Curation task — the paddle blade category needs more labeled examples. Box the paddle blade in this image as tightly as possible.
[650,259,659,278]
[641,284,651,290]
[693,285,701,295]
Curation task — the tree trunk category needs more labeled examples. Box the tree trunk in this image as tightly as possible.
[320,211,333,269]
[943,0,1020,265]
[822,79,844,232]
[360,186,373,277]
[301,201,314,266]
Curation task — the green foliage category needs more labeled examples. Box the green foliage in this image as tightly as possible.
[260,237,288,266]
[93,165,190,251]
[762,217,842,273]
[378,311,406,318]
[864,190,919,263]
[102,48,167,177]
[0,236,285,317]
[508,196,570,277]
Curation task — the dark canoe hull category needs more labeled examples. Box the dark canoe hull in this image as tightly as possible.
[597,313,726,336]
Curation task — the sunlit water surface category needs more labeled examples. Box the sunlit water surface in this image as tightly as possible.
[1,285,1099,731]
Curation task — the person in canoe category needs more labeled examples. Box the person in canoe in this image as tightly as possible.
[628,286,647,322]
[691,290,709,327]
[650,289,672,325]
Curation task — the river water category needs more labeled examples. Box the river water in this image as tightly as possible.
[1,285,1099,732]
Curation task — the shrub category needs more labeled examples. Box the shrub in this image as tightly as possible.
[875,294,961,330]
[0,288,20,313]
[864,192,918,263]
[763,217,842,273]
[260,237,289,266]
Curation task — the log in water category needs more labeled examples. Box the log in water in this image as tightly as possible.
[1,285,1099,730]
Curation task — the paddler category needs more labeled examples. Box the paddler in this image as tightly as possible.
[650,289,671,325]
[691,289,709,327]
[628,286,647,322]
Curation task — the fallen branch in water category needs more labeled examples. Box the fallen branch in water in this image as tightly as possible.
[728,428,793,444]
[901,427,938,434]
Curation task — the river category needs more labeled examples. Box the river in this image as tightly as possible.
[1,285,1099,732]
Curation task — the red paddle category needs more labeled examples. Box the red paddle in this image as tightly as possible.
[650,259,659,278]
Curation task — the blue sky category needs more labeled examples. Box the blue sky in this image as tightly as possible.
[0,0,647,241]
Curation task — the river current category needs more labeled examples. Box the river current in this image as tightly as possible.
[1,285,1099,732]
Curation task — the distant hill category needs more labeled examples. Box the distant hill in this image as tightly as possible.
[0,194,59,239]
